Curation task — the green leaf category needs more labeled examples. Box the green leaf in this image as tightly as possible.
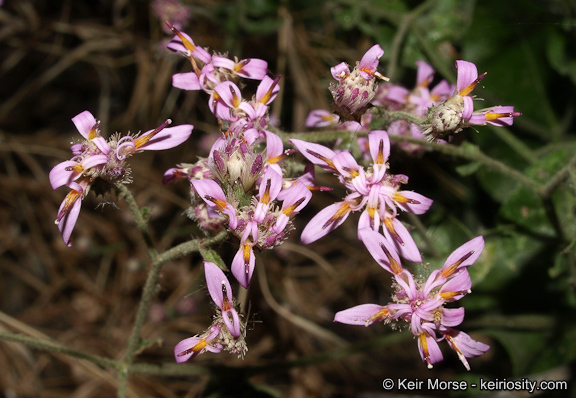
[499,148,570,236]
[483,329,552,376]
[199,247,227,271]
[455,161,481,177]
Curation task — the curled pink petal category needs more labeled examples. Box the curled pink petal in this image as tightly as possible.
[71,111,97,139]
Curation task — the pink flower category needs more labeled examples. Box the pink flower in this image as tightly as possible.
[50,110,193,246]
[330,45,387,121]
[291,131,432,262]
[191,179,238,230]
[334,236,489,370]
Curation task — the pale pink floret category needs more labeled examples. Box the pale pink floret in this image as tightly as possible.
[231,244,255,289]
[272,181,313,234]
[305,110,340,128]
[55,181,86,247]
[172,72,201,91]
[334,304,389,326]
[330,62,350,81]
[212,56,268,80]
[455,60,486,119]
[134,124,194,151]
[358,228,404,274]
[174,325,222,363]
[289,139,337,172]
[416,60,435,87]
[441,235,485,277]
[300,201,354,245]
[253,168,283,223]
[357,44,384,80]
[71,110,98,139]
[444,329,490,371]
[191,179,238,229]
[204,261,241,337]
[418,326,444,368]
[49,155,108,190]
[256,75,281,105]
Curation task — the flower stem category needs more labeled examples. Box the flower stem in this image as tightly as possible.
[0,329,120,370]
[115,184,228,397]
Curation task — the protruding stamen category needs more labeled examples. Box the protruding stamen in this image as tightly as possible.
[485,111,522,121]
[261,178,271,205]
[176,338,206,357]
[259,75,281,104]
[55,189,81,225]
[283,197,306,216]
[234,58,251,74]
[166,21,196,54]
[419,333,433,369]
[384,217,404,246]
[459,72,487,97]
[133,119,172,149]
[204,195,228,211]
[379,240,403,274]
[221,281,232,311]
[88,121,100,140]
[366,308,389,325]
[342,166,359,178]
[242,244,251,274]
[375,139,385,165]
[229,85,241,108]
[442,251,474,278]
[268,149,294,165]
[305,149,336,171]
[360,68,390,81]
[322,202,351,229]
[393,193,420,205]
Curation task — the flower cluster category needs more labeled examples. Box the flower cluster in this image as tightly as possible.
[49,110,192,246]
[49,20,504,371]
[289,49,493,369]
[307,59,522,152]
[163,25,313,289]
[335,231,489,370]
[421,60,522,141]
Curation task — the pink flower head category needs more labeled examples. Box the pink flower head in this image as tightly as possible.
[334,235,488,369]
[51,111,192,246]
[330,45,387,121]
[293,132,431,262]
[204,261,241,337]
